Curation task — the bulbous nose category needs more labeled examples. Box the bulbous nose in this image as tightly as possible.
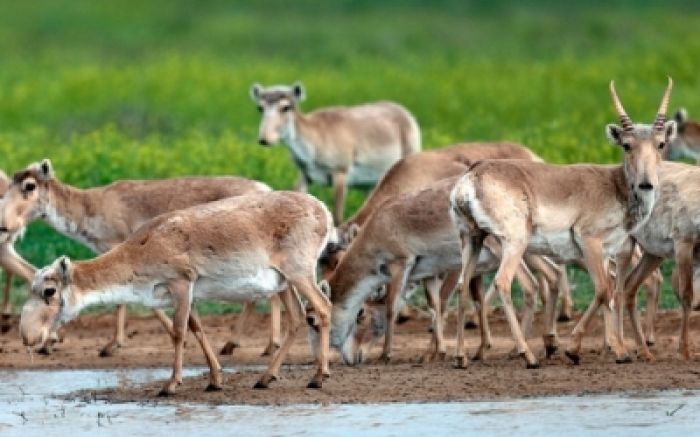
[0,226,7,233]
[638,182,654,191]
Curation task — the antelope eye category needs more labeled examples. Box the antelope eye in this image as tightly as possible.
[622,143,631,152]
[24,182,36,192]
[257,105,264,113]
[280,105,292,113]
[356,308,365,323]
[43,287,56,298]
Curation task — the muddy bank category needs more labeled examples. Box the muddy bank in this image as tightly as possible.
[3,309,700,405]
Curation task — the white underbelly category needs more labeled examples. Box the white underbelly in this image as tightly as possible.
[347,163,386,186]
[193,268,287,302]
[528,230,583,262]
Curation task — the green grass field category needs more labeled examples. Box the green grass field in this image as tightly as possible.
[1,0,698,314]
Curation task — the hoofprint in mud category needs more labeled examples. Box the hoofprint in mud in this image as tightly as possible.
[19,191,336,394]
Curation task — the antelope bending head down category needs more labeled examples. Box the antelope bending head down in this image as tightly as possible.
[20,192,336,393]
[605,78,676,223]
[666,108,700,162]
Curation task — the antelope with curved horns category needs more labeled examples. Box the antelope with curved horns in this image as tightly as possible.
[665,108,700,163]
[619,160,700,361]
[0,159,280,357]
[250,81,421,224]
[316,142,571,361]
[450,78,675,368]
[311,177,543,366]
[20,191,335,393]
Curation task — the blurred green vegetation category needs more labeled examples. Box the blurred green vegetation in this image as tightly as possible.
[1,0,698,314]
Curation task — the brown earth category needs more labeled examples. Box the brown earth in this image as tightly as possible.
[2,308,700,405]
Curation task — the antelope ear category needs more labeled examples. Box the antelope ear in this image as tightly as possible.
[663,120,678,143]
[250,83,263,102]
[57,256,72,283]
[38,159,54,181]
[347,223,360,242]
[319,279,331,300]
[605,124,625,147]
[291,81,306,102]
[674,108,687,125]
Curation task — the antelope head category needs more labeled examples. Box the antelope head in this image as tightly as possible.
[605,78,676,224]
[667,107,700,160]
[250,82,306,146]
[20,256,73,349]
[0,159,54,236]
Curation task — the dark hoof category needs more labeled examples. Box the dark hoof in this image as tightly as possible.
[261,344,280,357]
[615,356,633,364]
[453,356,468,369]
[646,340,655,347]
[220,342,238,356]
[307,380,322,389]
[205,384,223,392]
[253,381,269,389]
[0,320,10,334]
[526,362,540,369]
[564,350,580,365]
[464,320,478,330]
[557,314,571,323]
[37,346,53,356]
[98,349,113,358]
[396,314,411,325]
[158,388,173,397]
[545,345,558,358]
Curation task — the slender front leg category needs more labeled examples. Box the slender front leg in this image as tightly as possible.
[1,270,12,333]
[675,239,695,360]
[611,243,635,352]
[255,288,304,388]
[220,301,254,355]
[556,264,573,322]
[99,304,128,357]
[514,261,537,339]
[263,295,282,356]
[567,237,628,364]
[159,279,193,396]
[623,252,663,361]
[294,172,308,193]
[455,233,485,369]
[332,170,348,225]
[643,269,662,346]
[153,309,175,336]
[187,309,223,391]
[381,259,412,363]
[543,262,560,358]
[422,276,445,362]
[290,275,331,388]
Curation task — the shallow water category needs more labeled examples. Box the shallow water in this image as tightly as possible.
[0,368,697,436]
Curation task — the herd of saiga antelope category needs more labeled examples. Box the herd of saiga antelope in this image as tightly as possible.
[1,77,700,396]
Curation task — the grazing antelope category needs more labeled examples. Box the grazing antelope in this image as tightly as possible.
[666,108,700,163]
[450,78,674,368]
[310,178,541,365]
[620,161,700,361]
[20,191,334,393]
[0,170,36,333]
[250,81,421,224]
[0,160,280,357]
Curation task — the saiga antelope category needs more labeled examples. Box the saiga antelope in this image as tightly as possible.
[328,142,572,324]
[20,192,334,393]
[311,178,542,365]
[250,81,421,224]
[450,79,674,367]
[619,161,700,361]
[0,170,36,333]
[666,108,700,163]
[0,160,280,356]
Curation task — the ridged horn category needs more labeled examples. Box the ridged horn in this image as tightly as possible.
[609,80,634,132]
[653,76,673,131]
